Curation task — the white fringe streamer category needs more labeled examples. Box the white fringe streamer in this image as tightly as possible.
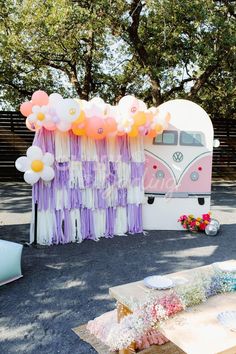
[55,131,70,162]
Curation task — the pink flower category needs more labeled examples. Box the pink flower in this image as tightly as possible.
[202,213,211,221]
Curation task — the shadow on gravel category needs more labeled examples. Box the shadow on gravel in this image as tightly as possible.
[0,182,236,353]
[1,224,236,353]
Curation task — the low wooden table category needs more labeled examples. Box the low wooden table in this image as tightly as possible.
[109,260,236,354]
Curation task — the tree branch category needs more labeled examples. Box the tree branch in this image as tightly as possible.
[81,29,94,100]
[165,77,195,98]
[188,63,219,98]
[127,0,162,105]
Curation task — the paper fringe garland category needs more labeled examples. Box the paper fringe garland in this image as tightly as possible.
[30,129,145,244]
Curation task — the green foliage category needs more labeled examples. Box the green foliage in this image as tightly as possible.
[0,0,235,119]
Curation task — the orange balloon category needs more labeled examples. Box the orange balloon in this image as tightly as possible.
[133,112,146,126]
[75,110,85,124]
[105,117,117,133]
[20,101,33,117]
[128,126,139,138]
[72,121,86,136]
[85,117,108,140]
[147,129,157,138]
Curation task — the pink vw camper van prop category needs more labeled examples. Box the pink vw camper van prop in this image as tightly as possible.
[143,99,214,230]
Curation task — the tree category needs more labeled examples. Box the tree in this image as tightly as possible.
[0,0,235,119]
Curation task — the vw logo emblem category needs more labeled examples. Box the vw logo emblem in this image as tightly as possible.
[173,151,183,162]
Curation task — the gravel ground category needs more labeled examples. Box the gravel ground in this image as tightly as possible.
[0,182,236,354]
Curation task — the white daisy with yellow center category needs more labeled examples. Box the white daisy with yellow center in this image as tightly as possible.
[27,105,50,127]
[15,146,55,185]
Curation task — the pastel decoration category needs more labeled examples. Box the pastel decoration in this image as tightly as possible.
[48,93,63,105]
[118,95,139,117]
[31,90,49,106]
[23,91,171,137]
[72,121,86,136]
[20,101,33,117]
[15,146,55,185]
[133,112,147,126]
[55,98,80,123]
[128,126,139,138]
[25,118,38,132]
[148,129,157,138]
[27,105,49,128]
[85,117,107,139]
[105,117,117,133]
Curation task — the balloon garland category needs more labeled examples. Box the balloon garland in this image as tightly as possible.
[20,90,171,138]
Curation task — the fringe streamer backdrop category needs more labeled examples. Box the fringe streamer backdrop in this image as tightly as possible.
[30,128,145,245]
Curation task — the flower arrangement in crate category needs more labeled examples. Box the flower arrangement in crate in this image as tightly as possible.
[178,212,211,232]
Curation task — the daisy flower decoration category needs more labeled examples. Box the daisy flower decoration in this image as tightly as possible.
[15,146,55,185]
[27,105,51,128]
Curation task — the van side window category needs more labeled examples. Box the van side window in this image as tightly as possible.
[180,131,204,146]
[153,130,178,145]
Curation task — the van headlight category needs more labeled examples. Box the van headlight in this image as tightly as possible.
[190,171,199,181]
[156,170,165,179]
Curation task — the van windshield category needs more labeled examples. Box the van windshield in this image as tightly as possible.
[153,130,178,145]
[180,131,204,146]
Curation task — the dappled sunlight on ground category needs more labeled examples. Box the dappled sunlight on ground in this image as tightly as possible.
[0,182,236,353]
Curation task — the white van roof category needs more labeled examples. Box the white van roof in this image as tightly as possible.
[157,99,213,149]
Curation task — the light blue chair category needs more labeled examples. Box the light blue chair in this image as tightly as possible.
[0,240,23,286]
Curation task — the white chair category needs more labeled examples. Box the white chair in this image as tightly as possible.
[0,240,23,286]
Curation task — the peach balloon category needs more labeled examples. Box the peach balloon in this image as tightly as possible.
[20,101,33,117]
[31,90,49,106]
[85,117,108,140]
[105,117,117,133]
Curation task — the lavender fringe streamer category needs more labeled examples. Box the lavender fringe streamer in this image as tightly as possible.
[32,131,144,244]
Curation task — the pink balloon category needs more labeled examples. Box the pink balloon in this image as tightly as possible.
[43,122,56,131]
[20,101,33,117]
[31,90,49,106]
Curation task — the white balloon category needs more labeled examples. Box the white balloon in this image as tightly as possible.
[42,152,54,166]
[49,93,63,106]
[40,166,55,181]
[27,113,37,123]
[84,103,104,118]
[138,99,147,111]
[90,97,105,106]
[118,95,139,116]
[24,170,40,185]
[56,98,80,122]
[15,156,29,172]
[213,139,220,148]
[26,146,43,160]
[57,120,71,132]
